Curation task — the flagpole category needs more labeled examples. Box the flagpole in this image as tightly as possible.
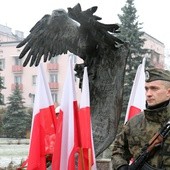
[79,147,85,170]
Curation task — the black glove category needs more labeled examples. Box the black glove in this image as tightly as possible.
[118,165,129,170]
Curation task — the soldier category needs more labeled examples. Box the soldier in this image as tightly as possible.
[112,68,170,170]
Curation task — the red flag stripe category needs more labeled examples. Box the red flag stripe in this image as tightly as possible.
[127,106,141,120]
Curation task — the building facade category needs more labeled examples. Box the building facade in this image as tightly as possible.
[0,24,166,108]
[142,32,165,68]
[165,49,170,70]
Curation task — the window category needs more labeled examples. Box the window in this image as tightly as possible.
[0,94,4,104]
[0,77,5,87]
[31,94,35,104]
[28,93,35,105]
[0,59,5,70]
[50,74,57,82]
[51,93,57,103]
[14,75,22,84]
[50,57,58,64]
[14,56,22,66]
[32,75,37,85]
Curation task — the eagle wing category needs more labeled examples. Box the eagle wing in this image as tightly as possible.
[17,9,80,66]
[17,3,123,67]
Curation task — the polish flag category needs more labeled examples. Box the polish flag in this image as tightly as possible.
[124,57,146,123]
[52,57,80,170]
[27,64,57,170]
[78,67,97,170]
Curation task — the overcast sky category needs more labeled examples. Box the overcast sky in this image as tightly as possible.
[1,0,170,49]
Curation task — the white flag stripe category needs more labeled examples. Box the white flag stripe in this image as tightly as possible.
[125,57,146,123]
[81,67,97,170]
[80,67,90,108]
[60,57,76,169]
[33,64,54,116]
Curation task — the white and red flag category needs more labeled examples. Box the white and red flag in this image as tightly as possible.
[52,57,80,170]
[27,64,57,169]
[124,57,146,123]
[78,67,97,170]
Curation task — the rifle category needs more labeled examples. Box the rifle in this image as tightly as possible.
[129,121,170,170]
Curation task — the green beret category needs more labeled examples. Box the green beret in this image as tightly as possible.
[145,68,170,82]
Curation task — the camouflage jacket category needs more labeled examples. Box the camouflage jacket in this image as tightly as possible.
[112,102,170,170]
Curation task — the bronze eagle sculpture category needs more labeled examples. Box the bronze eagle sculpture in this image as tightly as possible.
[17,3,129,156]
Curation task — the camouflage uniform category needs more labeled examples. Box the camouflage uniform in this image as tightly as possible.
[112,67,170,169]
[112,101,170,169]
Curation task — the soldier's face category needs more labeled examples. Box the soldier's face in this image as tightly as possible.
[145,80,170,106]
